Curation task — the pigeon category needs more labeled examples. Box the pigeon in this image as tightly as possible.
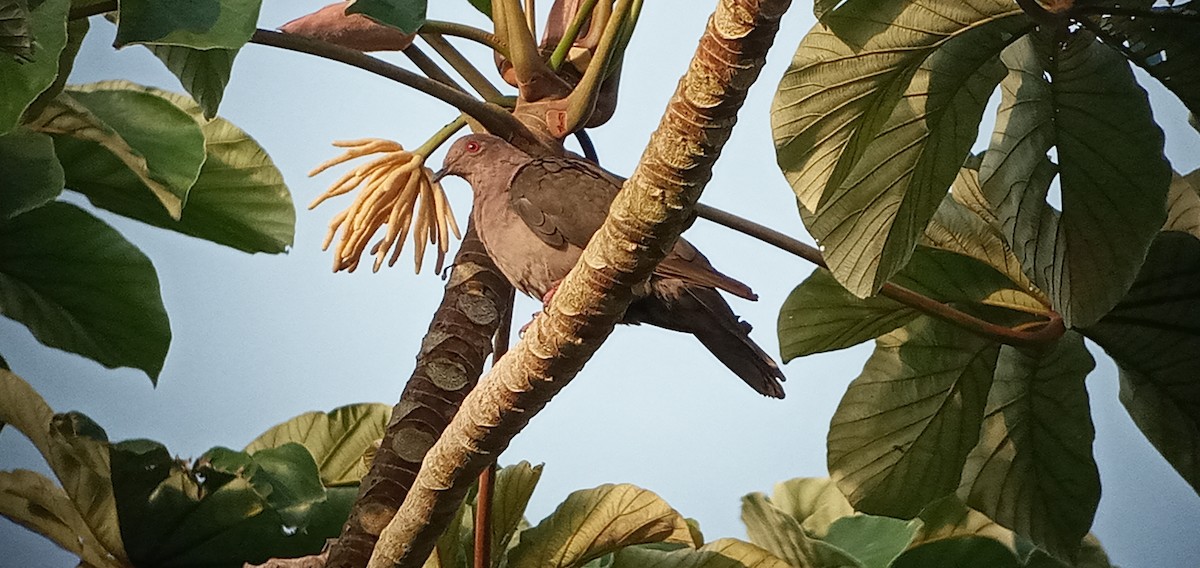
[435,133,785,398]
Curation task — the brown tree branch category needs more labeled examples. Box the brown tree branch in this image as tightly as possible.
[325,224,513,568]
[693,204,1065,347]
[365,1,793,566]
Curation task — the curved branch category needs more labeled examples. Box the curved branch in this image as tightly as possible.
[420,20,509,56]
[693,204,1065,348]
[366,1,794,566]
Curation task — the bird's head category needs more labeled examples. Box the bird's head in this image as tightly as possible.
[432,133,518,187]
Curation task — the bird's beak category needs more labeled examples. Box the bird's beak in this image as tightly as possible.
[430,167,449,184]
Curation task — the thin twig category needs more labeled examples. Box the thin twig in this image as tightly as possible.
[693,204,1065,348]
[422,20,510,56]
[422,33,508,103]
[403,44,466,92]
[474,287,513,568]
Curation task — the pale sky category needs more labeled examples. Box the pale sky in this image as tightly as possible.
[2,2,1198,566]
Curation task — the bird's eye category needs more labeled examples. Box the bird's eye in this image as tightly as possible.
[465,141,481,153]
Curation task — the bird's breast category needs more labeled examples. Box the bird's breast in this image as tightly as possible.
[472,193,582,301]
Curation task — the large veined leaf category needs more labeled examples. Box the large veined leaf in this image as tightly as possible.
[891,537,1018,568]
[0,0,32,60]
[1166,169,1200,238]
[0,469,124,568]
[777,268,915,360]
[29,86,209,219]
[1086,1,1200,116]
[958,333,1099,561]
[923,168,1048,309]
[828,318,1000,519]
[823,515,920,568]
[23,17,88,123]
[609,539,791,568]
[778,242,1041,360]
[766,477,853,539]
[347,0,427,34]
[979,32,1171,328]
[772,0,1027,296]
[114,0,263,49]
[507,484,694,568]
[146,44,237,120]
[110,438,350,566]
[244,403,391,486]
[740,493,860,568]
[55,81,295,253]
[0,0,67,134]
[45,412,130,563]
[0,128,63,220]
[0,202,170,380]
[1084,232,1200,493]
[0,368,54,457]
[909,495,1016,551]
[492,461,544,561]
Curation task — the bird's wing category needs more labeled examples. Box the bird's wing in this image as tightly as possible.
[658,239,758,301]
[510,157,757,301]
[508,157,620,250]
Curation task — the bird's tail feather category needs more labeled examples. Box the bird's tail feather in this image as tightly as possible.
[628,284,785,398]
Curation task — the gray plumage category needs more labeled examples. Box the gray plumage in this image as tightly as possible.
[437,133,785,398]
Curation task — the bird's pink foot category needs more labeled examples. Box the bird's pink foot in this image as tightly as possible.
[541,281,561,306]
[518,311,542,337]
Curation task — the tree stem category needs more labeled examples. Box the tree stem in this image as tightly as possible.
[558,0,632,136]
[421,20,510,56]
[692,204,1065,348]
[366,1,793,565]
[421,33,508,104]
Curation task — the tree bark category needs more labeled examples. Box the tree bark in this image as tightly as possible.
[366,1,793,566]
[326,222,513,568]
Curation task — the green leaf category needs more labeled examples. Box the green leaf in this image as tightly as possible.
[909,496,1016,552]
[45,411,129,562]
[346,0,426,34]
[822,515,919,568]
[1086,1,1200,116]
[0,0,67,134]
[1084,232,1200,493]
[0,128,62,220]
[958,333,1099,561]
[610,538,791,568]
[979,32,1171,328]
[466,0,491,18]
[0,469,124,568]
[111,439,349,566]
[201,444,327,527]
[24,17,88,122]
[771,0,1026,296]
[828,318,1000,519]
[507,484,694,568]
[0,368,55,465]
[0,202,170,381]
[244,403,391,486]
[740,493,860,568]
[891,537,1019,568]
[1,0,33,61]
[114,0,263,49]
[812,0,842,21]
[145,44,236,119]
[1166,169,1200,238]
[492,461,544,561]
[54,81,295,253]
[923,169,1047,309]
[768,477,853,539]
[777,268,916,360]
[29,85,209,219]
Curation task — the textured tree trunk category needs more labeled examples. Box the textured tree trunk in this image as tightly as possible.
[326,222,513,568]
[367,1,793,566]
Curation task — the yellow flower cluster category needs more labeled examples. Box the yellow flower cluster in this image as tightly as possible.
[308,138,460,274]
